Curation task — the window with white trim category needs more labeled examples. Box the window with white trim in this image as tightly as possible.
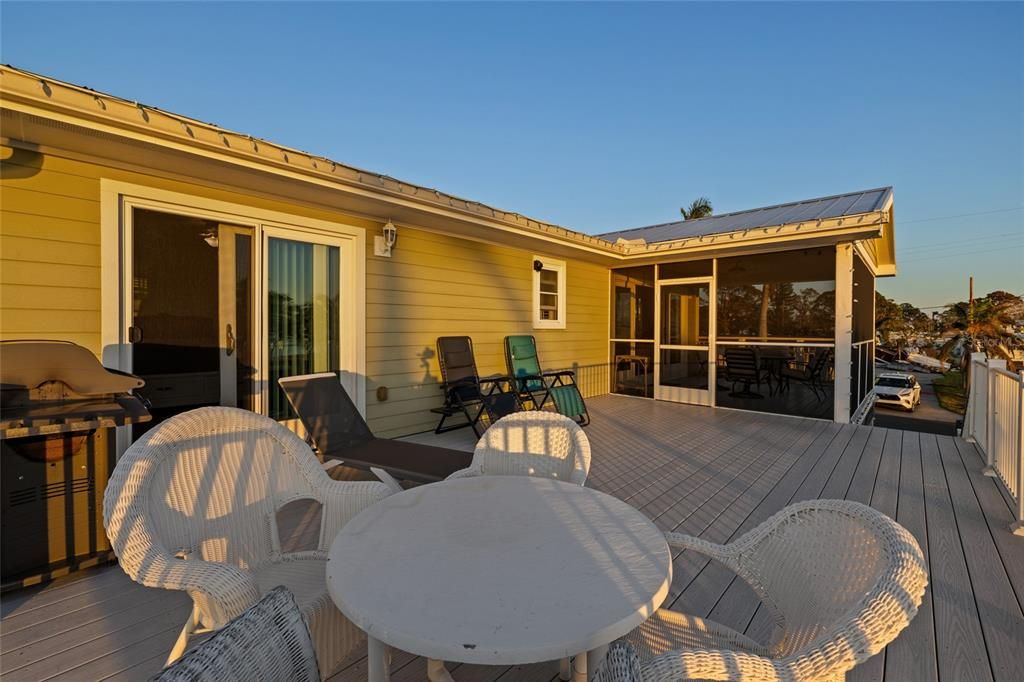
[532,256,566,329]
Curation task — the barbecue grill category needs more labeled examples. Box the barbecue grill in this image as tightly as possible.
[1,340,150,590]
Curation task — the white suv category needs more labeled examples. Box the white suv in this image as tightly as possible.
[874,372,922,411]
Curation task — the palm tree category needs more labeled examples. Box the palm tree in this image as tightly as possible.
[680,197,713,220]
[938,297,1017,368]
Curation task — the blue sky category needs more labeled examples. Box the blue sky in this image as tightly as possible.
[2,2,1021,309]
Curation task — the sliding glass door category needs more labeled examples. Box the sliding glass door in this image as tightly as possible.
[265,233,343,420]
[129,209,255,438]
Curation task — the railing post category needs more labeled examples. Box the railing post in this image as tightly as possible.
[983,358,998,476]
[1014,371,1024,536]
[965,353,985,443]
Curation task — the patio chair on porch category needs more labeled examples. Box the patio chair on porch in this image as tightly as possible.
[504,335,590,426]
[721,347,771,399]
[447,411,591,485]
[153,587,319,682]
[778,348,834,401]
[432,336,521,436]
[444,409,591,680]
[103,407,393,679]
[609,499,927,682]
[279,372,472,484]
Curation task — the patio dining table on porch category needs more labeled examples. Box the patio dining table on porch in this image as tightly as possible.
[326,476,672,682]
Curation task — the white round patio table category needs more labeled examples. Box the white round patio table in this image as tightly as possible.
[326,476,671,682]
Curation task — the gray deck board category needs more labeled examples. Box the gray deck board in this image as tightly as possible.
[920,433,992,682]
[884,432,940,682]
[936,436,1024,681]
[3,395,1022,681]
[845,428,897,682]
[954,439,1024,611]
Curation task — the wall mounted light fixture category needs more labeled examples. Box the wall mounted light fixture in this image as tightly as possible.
[375,220,398,257]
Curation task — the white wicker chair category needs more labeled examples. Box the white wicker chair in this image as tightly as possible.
[594,642,644,682]
[447,411,591,485]
[103,407,392,679]
[441,410,591,681]
[614,500,928,682]
[152,586,319,681]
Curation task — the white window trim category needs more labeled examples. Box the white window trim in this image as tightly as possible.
[100,180,366,450]
[532,255,566,330]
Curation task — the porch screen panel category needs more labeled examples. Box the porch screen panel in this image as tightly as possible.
[850,253,875,416]
[715,248,837,420]
[610,265,655,397]
[716,248,836,341]
[268,237,341,420]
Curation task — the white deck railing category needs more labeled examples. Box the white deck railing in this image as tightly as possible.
[964,352,1024,535]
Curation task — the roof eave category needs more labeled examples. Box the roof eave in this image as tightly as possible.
[0,66,624,259]
[616,211,888,260]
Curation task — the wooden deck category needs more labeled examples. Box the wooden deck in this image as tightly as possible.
[2,395,1022,681]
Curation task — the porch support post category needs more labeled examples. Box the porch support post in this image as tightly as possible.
[834,244,854,423]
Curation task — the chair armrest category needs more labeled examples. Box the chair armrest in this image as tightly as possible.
[128,552,260,628]
[479,373,512,385]
[369,467,404,494]
[663,532,736,563]
[318,480,392,550]
[105,481,260,628]
[445,466,483,480]
[543,369,576,379]
[440,376,478,391]
[640,649,781,682]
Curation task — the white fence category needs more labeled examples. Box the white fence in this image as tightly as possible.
[964,353,1024,535]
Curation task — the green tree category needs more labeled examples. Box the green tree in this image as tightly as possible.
[680,197,713,220]
[875,293,908,347]
[937,291,1021,366]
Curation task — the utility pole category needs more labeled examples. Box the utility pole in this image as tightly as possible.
[969,276,974,328]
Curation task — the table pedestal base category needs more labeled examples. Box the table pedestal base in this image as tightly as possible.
[571,645,609,682]
[368,636,390,682]
[428,658,455,682]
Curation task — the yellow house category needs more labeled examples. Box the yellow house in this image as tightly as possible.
[0,65,896,440]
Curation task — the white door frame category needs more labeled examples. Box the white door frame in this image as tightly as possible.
[100,180,366,453]
[218,224,255,408]
[654,275,716,406]
[261,224,363,418]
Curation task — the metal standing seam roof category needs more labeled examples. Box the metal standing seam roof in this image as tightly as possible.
[600,187,894,244]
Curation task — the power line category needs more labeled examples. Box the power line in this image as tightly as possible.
[901,206,1024,224]
[899,231,1020,253]
[901,245,1023,264]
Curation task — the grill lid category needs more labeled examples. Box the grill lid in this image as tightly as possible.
[1,341,150,439]
[1,341,142,395]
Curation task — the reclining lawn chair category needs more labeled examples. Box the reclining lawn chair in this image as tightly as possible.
[505,335,589,426]
[779,347,834,401]
[432,336,521,437]
[280,372,472,484]
[722,346,771,399]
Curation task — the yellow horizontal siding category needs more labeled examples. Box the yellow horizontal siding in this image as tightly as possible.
[0,260,100,289]
[362,224,608,433]
[1,209,100,245]
[1,234,100,266]
[1,185,101,223]
[0,283,100,311]
[0,143,609,436]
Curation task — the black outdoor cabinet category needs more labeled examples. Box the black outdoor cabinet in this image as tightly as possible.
[1,428,116,587]
[0,340,150,591]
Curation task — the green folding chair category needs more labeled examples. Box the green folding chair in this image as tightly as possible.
[504,335,590,426]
